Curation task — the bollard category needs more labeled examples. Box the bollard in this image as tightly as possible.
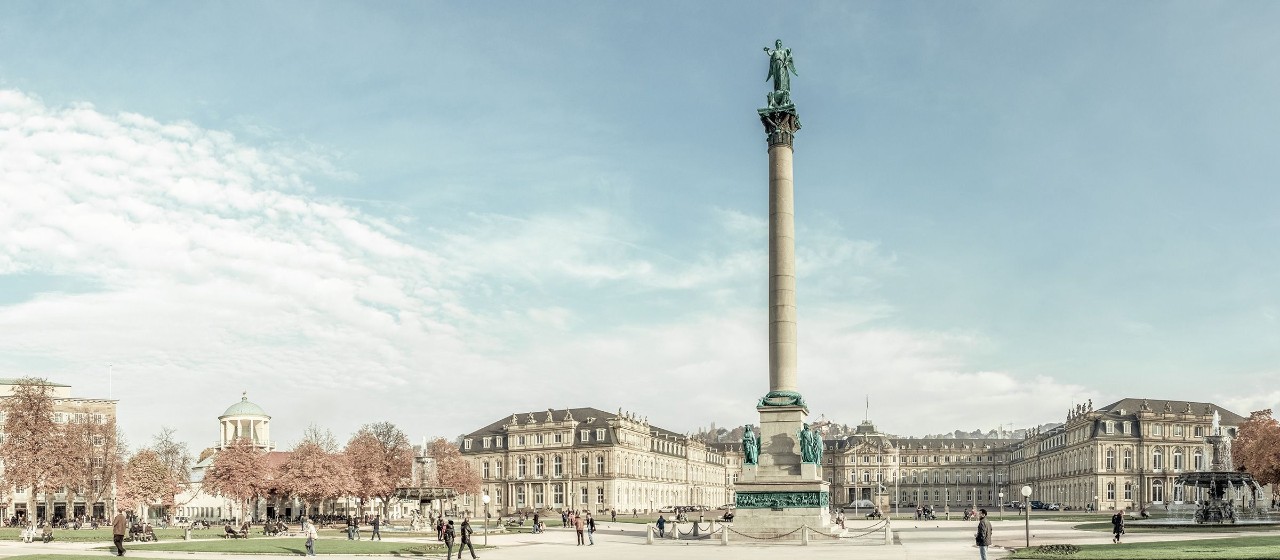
[801,526,810,545]
[646,525,654,545]
[721,525,729,546]
[884,518,893,544]
[673,524,680,540]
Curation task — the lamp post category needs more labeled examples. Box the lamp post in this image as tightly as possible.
[1093,495,1099,515]
[481,494,490,546]
[1021,485,1033,547]
[998,492,1004,521]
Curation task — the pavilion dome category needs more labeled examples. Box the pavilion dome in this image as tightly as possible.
[220,393,269,419]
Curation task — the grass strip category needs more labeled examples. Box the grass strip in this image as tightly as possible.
[1010,535,1280,559]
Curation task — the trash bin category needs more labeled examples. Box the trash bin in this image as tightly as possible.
[184,527,192,540]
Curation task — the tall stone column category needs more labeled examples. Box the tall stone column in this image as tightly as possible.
[767,122,798,394]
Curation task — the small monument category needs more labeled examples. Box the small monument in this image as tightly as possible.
[731,40,834,539]
[1175,411,1264,523]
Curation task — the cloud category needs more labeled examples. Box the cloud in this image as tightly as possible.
[0,89,1090,449]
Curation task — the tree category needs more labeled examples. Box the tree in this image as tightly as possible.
[150,427,194,517]
[203,437,268,523]
[118,449,176,518]
[346,422,414,518]
[0,377,78,520]
[278,438,353,517]
[426,437,480,502]
[1234,409,1280,495]
[65,416,125,515]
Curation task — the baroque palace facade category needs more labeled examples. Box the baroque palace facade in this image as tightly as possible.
[459,408,735,515]
[454,398,1257,515]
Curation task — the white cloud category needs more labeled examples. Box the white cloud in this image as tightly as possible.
[0,89,1094,448]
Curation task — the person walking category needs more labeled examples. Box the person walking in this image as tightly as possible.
[610,509,616,523]
[111,509,127,557]
[573,512,586,545]
[346,516,355,540]
[586,513,595,545]
[371,515,381,541]
[303,518,318,557]
[656,515,666,538]
[436,516,445,541]
[1111,510,1125,543]
[531,512,540,534]
[975,508,992,560]
[458,517,478,559]
[443,519,456,560]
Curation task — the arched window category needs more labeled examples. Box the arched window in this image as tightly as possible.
[495,460,503,477]
[863,470,871,483]
[535,456,545,476]
[1193,449,1204,470]
[1106,482,1116,500]
[482,461,490,478]
[1152,449,1163,470]
[596,454,605,474]
[1173,448,1184,470]
[1152,480,1164,503]
[1123,482,1133,500]
[911,470,918,484]
[1122,449,1133,470]
[554,455,563,476]
[580,455,589,475]
[517,457,527,478]
[1105,448,1116,470]
[516,486,526,505]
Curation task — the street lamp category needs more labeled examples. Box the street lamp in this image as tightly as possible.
[481,494,491,546]
[1021,485,1033,547]
[1093,495,1099,515]
[998,492,1004,521]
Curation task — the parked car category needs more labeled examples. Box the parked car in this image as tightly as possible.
[1030,500,1046,510]
[658,506,676,513]
[1046,503,1062,511]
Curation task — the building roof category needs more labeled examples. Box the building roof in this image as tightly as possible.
[1098,398,1246,425]
[462,407,704,455]
[220,393,269,418]
[0,378,70,387]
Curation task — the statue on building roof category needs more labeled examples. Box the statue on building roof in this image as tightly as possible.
[1087,399,1093,411]
[564,410,574,422]
[1141,399,1151,411]
[1163,401,1173,412]
[1184,402,1193,413]
[545,409,554,422]
[527,412,537,423]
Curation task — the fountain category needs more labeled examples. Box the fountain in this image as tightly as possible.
[1174,411,1267,524]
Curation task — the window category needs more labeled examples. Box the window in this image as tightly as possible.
[464,439,472,450]
[483,437,491,449]
[1193,449,1204,470]
[554,455,563,476]
[580,485,588,504]
[554,432,563,443]
[1123,449,1133,470]
[1174,425,1184,437]
[1106,421,1114,434]
[1106,482,1116,500]
[518,436,526,446]
[1194,426,1204,437]
[1122,422,1131,434]
[1151,480,1164,503]
[580,430,590,442]
[596,454,605,474]
[1173,448,1184,470]
[92,436,105,447]
[1123,482,1133,500]
[596,487,605,504]
[580,455,589,475]
[533,485,544,506]
[496,460,504,477]
[496,436,503,448]
[1153,424,1163,436]
[536,434,544,444]
[1105,448,1116,470]
[553,483,564,505]
[482,461,490,478]
[596,429,606,441]
[536,456,546,476]
[516,486,526,506]
[1152,449,1163,470]
[517,458,527,478]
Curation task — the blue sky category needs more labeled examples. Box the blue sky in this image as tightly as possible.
[1,1,1277,448]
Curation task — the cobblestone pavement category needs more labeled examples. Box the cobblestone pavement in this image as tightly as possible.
[2,520,1272,560]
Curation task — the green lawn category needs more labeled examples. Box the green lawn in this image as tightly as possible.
[0,527,211,542]
[1072,522,1280,533]
[121,538,483,555]
[1010,535,1280,559]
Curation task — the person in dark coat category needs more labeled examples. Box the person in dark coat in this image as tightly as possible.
[436,516,445,541]
[531,512,540,534]
[1111,510,1125,543]
[443,519,456,560]
[974,508,992,560]
[656,515,666,538]
[586,513,596,546]
[111,509,128,556]
[458,517,478,559]
[371,515,381,540]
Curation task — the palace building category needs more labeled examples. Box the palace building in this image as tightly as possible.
[458,408,734,515]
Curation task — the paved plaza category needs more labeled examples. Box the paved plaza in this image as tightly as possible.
[3,519,1274,560]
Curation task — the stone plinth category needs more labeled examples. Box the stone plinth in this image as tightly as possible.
[733,405,833,539]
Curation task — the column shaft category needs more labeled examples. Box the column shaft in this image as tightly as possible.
[768,144,797,393]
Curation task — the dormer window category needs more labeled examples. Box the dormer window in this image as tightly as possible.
[464,439,473,450]
[483,437,492,449]
[1105,421,1115,434]
[1122,422,1131,434]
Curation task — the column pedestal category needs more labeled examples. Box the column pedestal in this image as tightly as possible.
[733,405,831,539]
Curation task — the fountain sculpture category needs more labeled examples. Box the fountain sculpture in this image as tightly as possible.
[1175,411,1265,524]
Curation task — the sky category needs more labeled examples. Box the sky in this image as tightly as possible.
[1,1,1277,452]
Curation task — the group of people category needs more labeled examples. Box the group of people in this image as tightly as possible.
[18,521,55,543]
[432,516,480,560]
[344,515,382,541]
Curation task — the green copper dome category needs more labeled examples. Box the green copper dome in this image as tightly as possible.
[221,392,269,418]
